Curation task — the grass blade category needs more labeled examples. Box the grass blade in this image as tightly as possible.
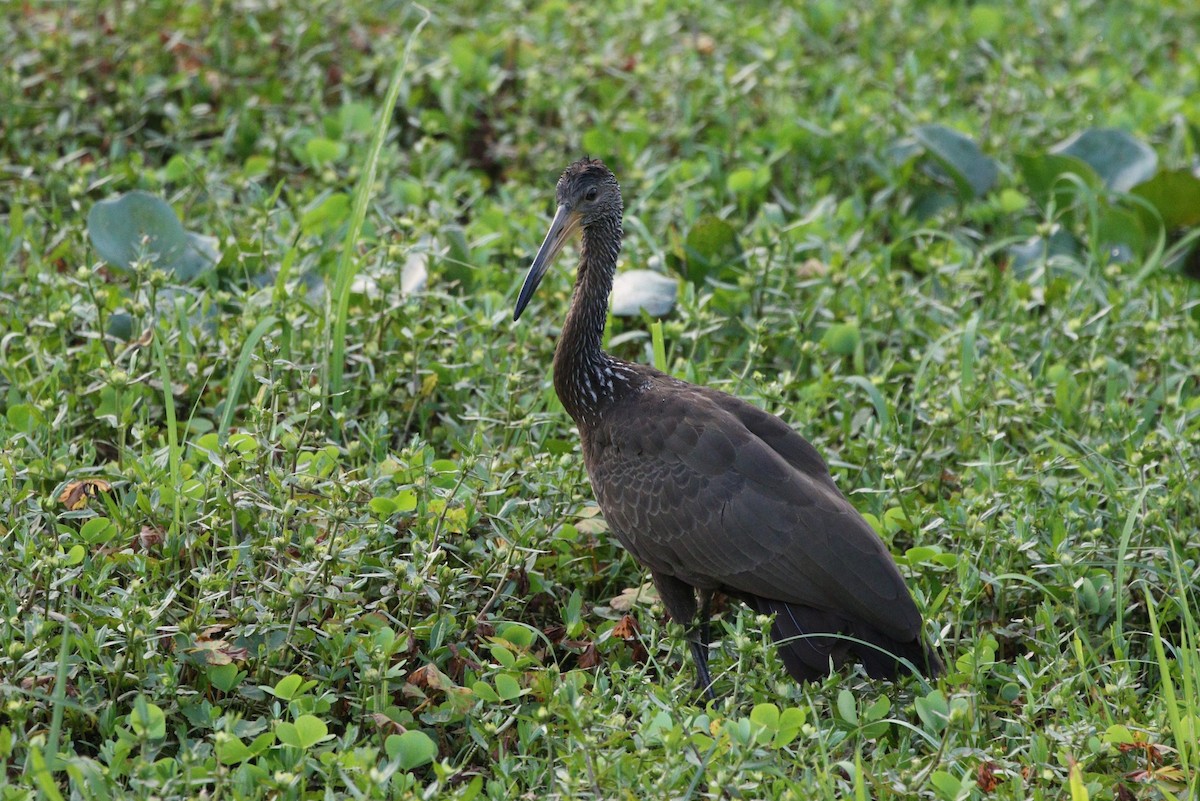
[327,9,430,426]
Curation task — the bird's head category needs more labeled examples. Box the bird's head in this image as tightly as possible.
[514,158,622,321]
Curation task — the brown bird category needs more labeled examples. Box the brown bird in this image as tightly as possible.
[514,158,942,695]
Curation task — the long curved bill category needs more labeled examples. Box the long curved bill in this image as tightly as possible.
[513,204,580,321]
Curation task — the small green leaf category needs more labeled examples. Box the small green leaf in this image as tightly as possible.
[929,770,964,801]
[271,674,304,700]
[494,673,522,701]
[836,689,858,725]
[369,496,398,516]
[386,730,438,770]
[471,680,499,703]
[300,193,351,237]
[292,714,329,749]
[275,721,301,748]
[64,545,86,566]
[496,623,535,650]
[304,136,347,166]
[726,166,769,196]
[209,663,241,692]
[683,215,740,283]
[215,733,253,764]
[821,322,860,356]
[749,703,780,731]
[393,490,418,513]
[6,403,43,434]
[79,517,117,546]
[1102,724,1135,745]
[130,696,166,740]
[966,5,1004,38]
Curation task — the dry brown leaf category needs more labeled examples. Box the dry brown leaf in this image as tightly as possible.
[576,642,600,670]
[976,761,1003,792]
[610,582,658,612]
[408,663,453,691]
[189,628,248,666]
[59,478,112,510]
[611,614,639,639]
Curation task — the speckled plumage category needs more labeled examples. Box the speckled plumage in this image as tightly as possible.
[515,158,942,688]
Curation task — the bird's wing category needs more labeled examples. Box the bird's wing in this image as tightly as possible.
[585,380,920,641]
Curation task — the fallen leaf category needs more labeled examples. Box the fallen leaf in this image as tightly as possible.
[59,478,113,510]
[611,614,639,639]
[137,525,165,551]
[976,761,1003,792]
[369,713,405,735]
[408,663,453,691]
[610,582,659,612]
[576,642,601,670]
[189,628,248,665]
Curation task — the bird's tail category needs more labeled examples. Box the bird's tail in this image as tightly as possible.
[752,597,943,682]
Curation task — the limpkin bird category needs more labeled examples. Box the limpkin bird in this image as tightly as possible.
[514,158,942,694]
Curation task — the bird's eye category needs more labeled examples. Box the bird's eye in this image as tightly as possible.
[585,187,599,202]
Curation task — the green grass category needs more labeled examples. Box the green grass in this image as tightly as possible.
[2,0,1200,798]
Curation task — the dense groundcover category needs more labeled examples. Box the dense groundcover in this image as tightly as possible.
[2,1,1199,798]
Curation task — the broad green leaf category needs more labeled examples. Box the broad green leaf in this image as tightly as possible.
[496,623,535,650]
[215,734,253,764]
[836,690,858,725]
[610,269,678,317]
[913,124,997,199]
[292,714,329,749]
[271,674,304,700]
[1051,128,1157,192]
[1016,152,1101,204]
[386,730,438,770]
[88,192,188,272]
[726,166,769,196]
[64,545,86,566]
[821,322,860,356]
[749,703,780,731]
[87,192,215,281]
[1102,724,1135,745]
[6,403,43,434]
[130,697,166,740]
[1132,168,1200,228]
[275,721,301,748]
[369,496,398,516]
[494,673,522,701]
[79,517,117,546]
[966,5,1003,38]
[683,216,740,283]
[304,136,347,166]
[300,193,351,237]
[209,663,241,692]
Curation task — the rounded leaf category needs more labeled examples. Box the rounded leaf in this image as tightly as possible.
[1132,168,1200,229]
[1050,129,1157,192]
[913,124,997,199]
[385,730,438,770]
[88,192,189,273]
[610,270,678,317]
[684,216,740,283]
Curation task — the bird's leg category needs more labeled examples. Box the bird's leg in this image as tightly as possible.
[651,571,715,699]
[691,591,715,699]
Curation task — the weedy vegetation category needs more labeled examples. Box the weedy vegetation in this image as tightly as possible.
[1,1,1199,799]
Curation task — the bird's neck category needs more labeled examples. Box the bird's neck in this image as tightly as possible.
[553,217,622,422]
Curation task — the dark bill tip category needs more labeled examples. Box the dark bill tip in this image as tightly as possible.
[514,204,579,321]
